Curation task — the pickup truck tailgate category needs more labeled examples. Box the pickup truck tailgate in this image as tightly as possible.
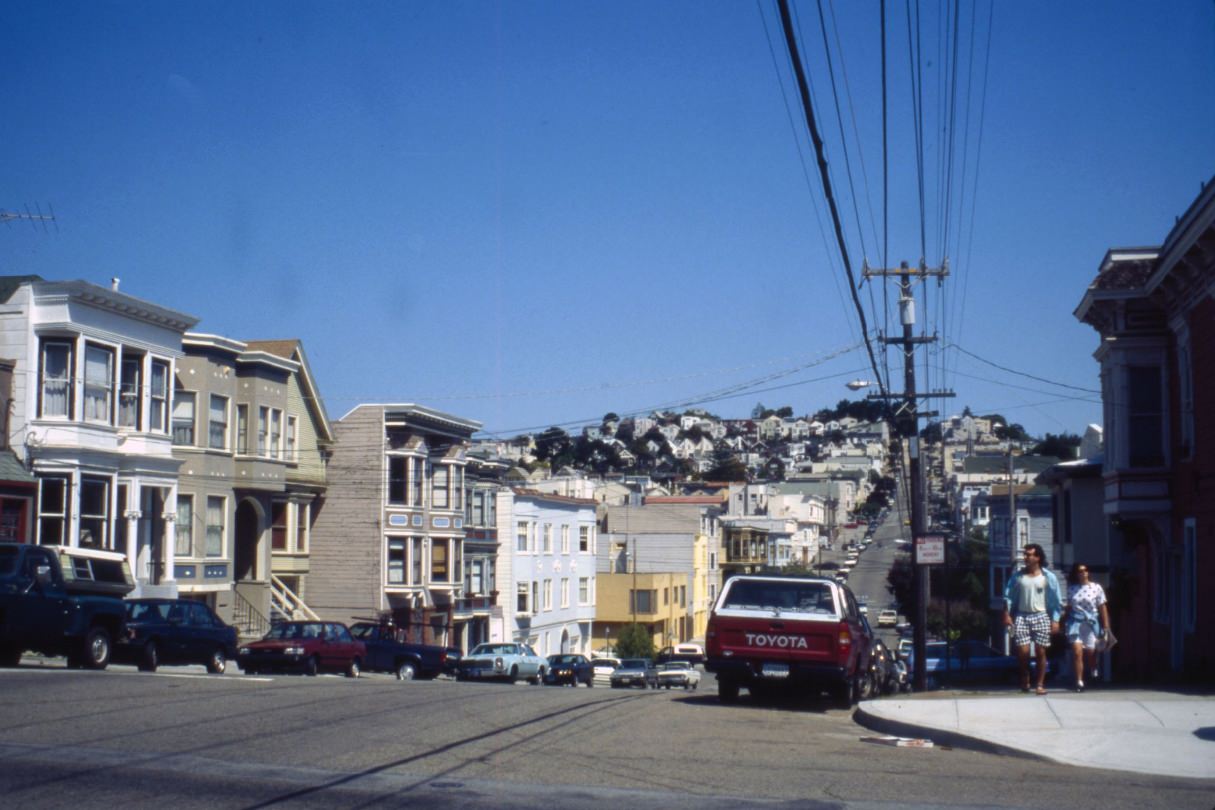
[713,613,838,664]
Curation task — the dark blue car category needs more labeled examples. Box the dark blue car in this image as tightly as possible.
[115,598,238,674]
[543,653,594,687]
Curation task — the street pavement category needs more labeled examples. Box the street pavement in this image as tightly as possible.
[856,685,1215,780]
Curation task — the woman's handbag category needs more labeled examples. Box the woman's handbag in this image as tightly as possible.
[1096,628,1118,652]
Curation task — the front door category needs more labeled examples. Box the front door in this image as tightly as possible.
[234,501,259,582]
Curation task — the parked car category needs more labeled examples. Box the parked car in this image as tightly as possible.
[348,621,449,680]
[543,653,594,687]
[443,646,462,677]
[867,640,900,696]
[0,543,131,670]
[457,642,546,684]
[655,643,705,665]
[705,574,875,708]
[656,661,701,690]
[237,621,365,677]
[591,656,620,683]
[114,598,237,674]
[877,609,899,628]
[610,658,658,689]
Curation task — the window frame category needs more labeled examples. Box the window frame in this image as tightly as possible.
[82,343,116,425]
[78,475,110,549]
[235,404,249,455]
[37,475,70,546]
[119,354,142,429]
[208,394,229,451]
[39,340,74,419]
[175,494,194,557]
[387,536,407,585]
[205,496,226,558]
[173,390,197,446]
[149,359,169,433]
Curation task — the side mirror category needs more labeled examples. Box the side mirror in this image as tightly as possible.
[34,564,53,586]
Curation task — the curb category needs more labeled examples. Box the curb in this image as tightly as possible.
[852,703,1049,763]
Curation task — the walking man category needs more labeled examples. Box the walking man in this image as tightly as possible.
[1002,543,1062,695]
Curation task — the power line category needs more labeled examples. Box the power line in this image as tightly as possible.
[946,343,1101,394]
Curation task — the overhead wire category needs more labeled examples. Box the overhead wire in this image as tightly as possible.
[775,0,889,409]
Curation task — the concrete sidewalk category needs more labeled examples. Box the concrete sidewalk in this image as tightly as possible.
[855,687,1215,780]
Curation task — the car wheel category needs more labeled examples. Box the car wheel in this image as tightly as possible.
[207,648,227,675]
[346,658,361,678]
[831,678,856,710]
[397,661,417,681]
[586,678,593,688]
[529,667,544,685]
[509,664,519,683]
[718,677,740,705]
[858,670,876,701]
[138,641,160,672]
[305,656,319,677]
[82,626,111,670]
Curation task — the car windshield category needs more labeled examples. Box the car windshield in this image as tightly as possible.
[264,623,322,640]
[660,662,689,670]
[125,600,171,621]
[548,655,581,664]
[471,644,517,656]
[721,580,835,614]
[593,659,618,668]
[619,659,649,668]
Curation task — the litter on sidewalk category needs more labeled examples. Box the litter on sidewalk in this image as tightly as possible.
[861,735,935,749]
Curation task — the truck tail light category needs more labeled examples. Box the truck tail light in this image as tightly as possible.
[837,624,852,648]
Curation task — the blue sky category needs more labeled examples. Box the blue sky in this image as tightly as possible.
[3,1,1213,440]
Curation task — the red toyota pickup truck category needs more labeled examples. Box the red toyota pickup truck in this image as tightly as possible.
[705,575,874,708]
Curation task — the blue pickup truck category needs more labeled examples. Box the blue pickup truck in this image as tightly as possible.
[0,543,133,670]
[348,621,450,680]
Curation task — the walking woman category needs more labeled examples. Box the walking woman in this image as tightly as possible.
[1063,563,1110,692]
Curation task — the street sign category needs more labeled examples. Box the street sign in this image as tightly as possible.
[915,534,945,565]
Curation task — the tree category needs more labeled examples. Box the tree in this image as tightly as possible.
[615,623,654,659]
[703,455,747,482]
[1032,432,1081,459]
[775,405,793,418]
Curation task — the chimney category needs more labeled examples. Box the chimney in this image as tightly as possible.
[111,277,120,291]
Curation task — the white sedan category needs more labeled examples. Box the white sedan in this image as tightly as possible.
[457,642,547,684]
[591,656,620,684]
[656,661,701,690]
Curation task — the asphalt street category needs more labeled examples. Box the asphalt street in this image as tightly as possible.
[0,659,1210,809]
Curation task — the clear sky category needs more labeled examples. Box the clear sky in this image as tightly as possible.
[3,1,1213,440]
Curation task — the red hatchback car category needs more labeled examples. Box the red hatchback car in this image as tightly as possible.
[237,621,365,677]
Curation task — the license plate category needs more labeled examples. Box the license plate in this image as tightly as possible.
[761,663,790,678]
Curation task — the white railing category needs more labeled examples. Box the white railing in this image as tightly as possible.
[271,574,320,622]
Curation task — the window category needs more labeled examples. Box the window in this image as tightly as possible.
[173,391,196,445]
[295,502,310,553]
[579,577,589,605]
[286,415,297,461]
[236,405,248,454]
[411,536,423,584]
[388,457,407,505]
[119,356,142,428]
[531,581,539,613]
[270,409,282,458]
[209,395,228,450]
[38,476,69,545]
[79,477,109,549]
[387,537,406,584]
[1127,365,1164,468]
[517,582,530,613]
[176,495,193,556]
[1183,519,1196,633]
[543,524,552,553]
[40,341,73,418]
[205,496,225,558]
[271,502,287,551]
[466,558,484,595]
[431,538,449,582]
[1178,338,1194,456]
[663,587,669,606]
[432,464,449,509]
[561,525,570,554]
[516,521,529,552]
[560,577,569,608]
[408,459,422,502]
[579,525,590,552]
[83,344,114,423]
[543,578,552,610]
[149,360,169,432]
[630,589,654,613]
[257,406,268,455]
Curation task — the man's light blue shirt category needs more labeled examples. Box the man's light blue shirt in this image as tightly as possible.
[1003,567,1063,622]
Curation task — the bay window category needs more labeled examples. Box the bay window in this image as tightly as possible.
[39,341,72,418]
[387,537,406,585]
[119,356,142,428]
[38,477,68,545]
[149,360,169,432]
[205,496,225,558]
[79,477,109,548]
[83,344,114,423]
[173,392,196,446]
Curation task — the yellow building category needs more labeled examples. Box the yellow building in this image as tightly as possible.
[592,571,688,655]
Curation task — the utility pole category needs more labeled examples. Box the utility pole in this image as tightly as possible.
[863,260,953,691]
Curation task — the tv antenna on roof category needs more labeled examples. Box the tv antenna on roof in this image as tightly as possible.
[2,203,57,233]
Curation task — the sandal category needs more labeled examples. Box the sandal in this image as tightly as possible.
[1035,686,1048,696]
